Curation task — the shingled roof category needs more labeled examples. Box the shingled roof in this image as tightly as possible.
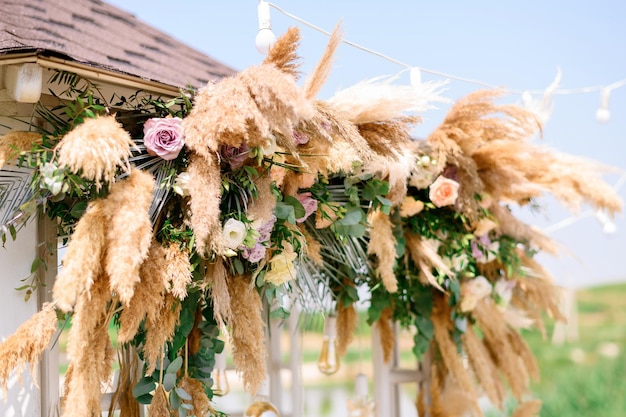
[0,0,235,88]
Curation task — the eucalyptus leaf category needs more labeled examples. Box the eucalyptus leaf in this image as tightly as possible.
[166,356,183,375]
[132,376,156,398]
[163,372,177,392]
[175,387,192,401]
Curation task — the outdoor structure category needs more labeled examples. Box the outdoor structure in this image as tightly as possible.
[1,2,622,417]
[0,1,231,415]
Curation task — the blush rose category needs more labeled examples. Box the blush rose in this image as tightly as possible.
[428,175,460,207]
[143,117,185,160]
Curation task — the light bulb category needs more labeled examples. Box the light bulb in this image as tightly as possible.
[595,209,617,235]
[409,68,422,88]
[245,378,280,417]
[212,351,230,396]
[596,88,611,123]
[255,1,276,54]
[347,373,375,417]
[317,316,340,375]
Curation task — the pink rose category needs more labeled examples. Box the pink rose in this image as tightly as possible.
[242,243,267,263]
[428,175,460,207]
[296,192,318,223]
[143,117,185,160]
[292,130,309,145]
[220,144,250,170]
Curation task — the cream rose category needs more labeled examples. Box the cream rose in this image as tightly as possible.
[264,249,297,286]
[459,275,492,312]
[172,172,191,197]
[222,218,247,249]
[429,175,460,207]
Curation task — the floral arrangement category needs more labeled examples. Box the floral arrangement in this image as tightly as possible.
[0,27,622,417]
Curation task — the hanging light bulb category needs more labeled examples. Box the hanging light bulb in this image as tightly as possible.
[244,378,280,417]
[212,351,230,396]
[596,88,611,123]
[347,373,375,416]
[409,67,422,88]
[255,0,276,55]
[317,315,340,375]
[595,209,617,235]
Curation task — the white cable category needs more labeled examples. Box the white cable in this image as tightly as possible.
[266,2,626,96]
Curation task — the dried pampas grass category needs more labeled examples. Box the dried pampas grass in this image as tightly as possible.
[227,275,266,394]
[336,298,357,357]
[206,259,232,328]
[143,294,180,374]
[489,203,557,254]
[328,75,447,125]
[0,303,57,397]
[187,153,223,256]
[53,199,107,312]
[178,376,214,416]
[164,243,192,300]
[264,27,301,78]
[57,116,135,189]
[104,168,154,306]
[462,325,504,408]
[304,23,342,99]
[148,385,170,417]
[405,233,448,291]
[0,131,42,168]
[118,241,169,343]
[367,210,398,292]
[376,307,395,364]
[511,399,542,417]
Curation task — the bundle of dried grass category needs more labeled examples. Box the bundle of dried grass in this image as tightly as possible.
[0,131,42,169]
[303,229,323,266]
[264,27,301,79]
[187,152,222,256]
[0,302,57,397]
[489,203,557,254]
[367,210,398,292]
[336,296,358,357]
[62,275,115,417]
[118,241,169,343]
[461,325,505,408]
[474,141,623,214]
[206,259,232,328]
[431,296,477,402]
[178,376,214,416]
[57,116,134,189]
[148,385,170,417]
[53,199,107,312]
[472,298,532,401]
[103,168,154,306]
[303,23,342,99]
[227,275,266,394]
[143,294,181,374]
[405,233,448,291]
[164,243,192,300]
[108,345,141,417]
[376,307,395,364]
[328,76,447,125]
[246,174,277,225]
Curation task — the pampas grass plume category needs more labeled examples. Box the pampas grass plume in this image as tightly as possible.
[0,131,42,168]
[165,243,192,300]
[0,303,57,397]
[367,210,398,293]
[264,27,301,78]
[57,116,134,189]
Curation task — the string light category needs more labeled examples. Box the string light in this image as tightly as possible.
[596,88,611,123]
[264,1,626,98]
[256,0,277,55]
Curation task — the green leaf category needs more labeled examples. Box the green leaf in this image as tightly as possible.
[233,258,244,275]
[163,372,177,392]
[166,356,183,374]
[70,201,87,219]
[170,388,181,409]
[275,202,295,222]
[284,195,305,220]
[270,306,290,320]
[415,316,434,339]
[175,387,192,401]
[337,207,364,226]
[135,393,154,405]
[132,376,156,398]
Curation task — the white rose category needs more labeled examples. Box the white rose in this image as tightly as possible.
[222,218,247,249]
[260,134,277,156]
[494,279,516,305]
[173,172,192,196]
[460,275,492,312]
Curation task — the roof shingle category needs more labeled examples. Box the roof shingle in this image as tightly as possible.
[0,0,235,88]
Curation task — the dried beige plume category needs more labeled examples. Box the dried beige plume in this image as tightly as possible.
[178,376,214,416]
[148,385,170,417]
[118,241,169,344]
[367,210,398,292]
[206,259,232,328]
[164,243,192,300]
[489,203,557,254]
[104,168,155,306]
[462,325,504,408]
[187,152,223,257]
[264,27,302,78]
[329,75,447,126]
[57,116,135,189]
[143,294,181,374]
[405,233,449,291]
[0,303,57,397]
[0,131,42,168]
[53,199,107,312]
[227,275,267,395]
[376,307,395,364]
[303,23,343,99]
[336,297,358,357]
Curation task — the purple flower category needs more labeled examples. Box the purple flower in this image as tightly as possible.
[296,192,318,223]
[292,130,310,145]
[143,117,185,160]
[257,215,277,242]
[220,144,250,169]
[242,243,267,263]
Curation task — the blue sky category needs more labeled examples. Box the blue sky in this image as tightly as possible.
[108,0,626,287]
